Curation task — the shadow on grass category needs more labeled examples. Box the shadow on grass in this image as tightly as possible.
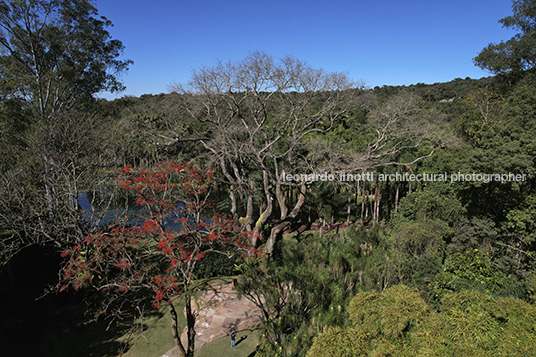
[235,335,247,346]
[39,301,167,357]
[0,246,234,357]
[196,325,261,357]
[41,317,134,357]
[0,291,165,357]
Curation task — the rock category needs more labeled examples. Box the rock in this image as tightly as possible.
[162,283,263,356]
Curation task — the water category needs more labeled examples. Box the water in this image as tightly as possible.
[78,192,205,232]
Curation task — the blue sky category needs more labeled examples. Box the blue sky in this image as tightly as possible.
[95,0,517,99]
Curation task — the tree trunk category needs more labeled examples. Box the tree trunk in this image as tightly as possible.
[41,148,56,220]
[185,296,196,357]
[355,181,359,223]
[372,192,377,223]
[166,298,188,357]
[266,183,306,254]
[364,189,369,220]
[361,185,365,224]
[395,183,400,213]
[214,154,239,221]
[276,181,288,220]
[229,184,238,221]
[346,193,351,225]
[374,184,380,223]
[251,170,272,247]
[245,190,254,232]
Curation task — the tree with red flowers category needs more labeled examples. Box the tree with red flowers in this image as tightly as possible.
[61,161,243,357]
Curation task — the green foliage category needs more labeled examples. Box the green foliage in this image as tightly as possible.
[454,87,504,143]
[348,285,430,341]
[307,327,369,357]
[308,285,536,356]
[373,77,494,104]
[431,249,526,301]
[449,217,498,253]
[450,69,536,224]
[2,2,536,355]
[393,219,447,259]
[308,285,432,356]
[395,184,464,224]
[387,185,465,294]
[0,0,132,266]
[193,249,239,279]
[493,297,536,355]
[474,0,536,74]
[301,180,348,225]
[418,290,536,356]
[505,193,536,244]
[236,226,390,356]
[0,97,33,170]
[0,0,132,109]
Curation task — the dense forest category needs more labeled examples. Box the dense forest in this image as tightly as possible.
[1,0,536,356]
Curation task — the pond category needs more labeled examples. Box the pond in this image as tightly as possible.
[78,192,200,233]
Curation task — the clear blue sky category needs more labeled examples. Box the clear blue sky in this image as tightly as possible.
[95,0,517,100]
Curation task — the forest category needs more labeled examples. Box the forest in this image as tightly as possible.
[1,1,536,356]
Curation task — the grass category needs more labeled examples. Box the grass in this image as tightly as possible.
[120,277,257,357]
[39,275,260,357]
[196,325,261,357]
[121,299,260,357]
[120,315,261,357]
[121,302,184,357]
[40,299,182,357]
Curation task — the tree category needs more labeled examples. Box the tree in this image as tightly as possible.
[454,87,504,143]
[0,0,132,265]
[168,53,446,254]
[235,226,393,356]
[0,0,131,117]
[474,0,536,75]
[168,52,369,253]
[60,162,243,357]
[431,249,526,302]
[0,108,117,265]
[308,285,536,356]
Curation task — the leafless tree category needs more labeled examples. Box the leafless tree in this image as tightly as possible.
[0,109,118,266]
[167,52,449,254]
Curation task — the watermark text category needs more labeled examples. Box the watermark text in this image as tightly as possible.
[281,171,527,184]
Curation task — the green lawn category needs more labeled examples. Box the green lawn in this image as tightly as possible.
[121,303,260,357]
[196,325,260,357]
[121,303,182,357]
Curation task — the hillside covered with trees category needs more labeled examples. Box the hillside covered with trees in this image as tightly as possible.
[1,0,536,356]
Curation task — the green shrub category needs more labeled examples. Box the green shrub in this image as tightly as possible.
[307,327,368,357]
[308,285,536,356]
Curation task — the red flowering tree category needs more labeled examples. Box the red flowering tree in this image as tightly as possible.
[61,161,243,357]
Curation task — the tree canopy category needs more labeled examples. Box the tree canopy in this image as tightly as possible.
[0,0,132,117]
[474,0,536,75]
[0,0,132,265]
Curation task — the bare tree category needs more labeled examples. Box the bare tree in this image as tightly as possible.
[168,52,367,252]
[0,0,131,264]
[0,109,117,266]
[167,53,449,254]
